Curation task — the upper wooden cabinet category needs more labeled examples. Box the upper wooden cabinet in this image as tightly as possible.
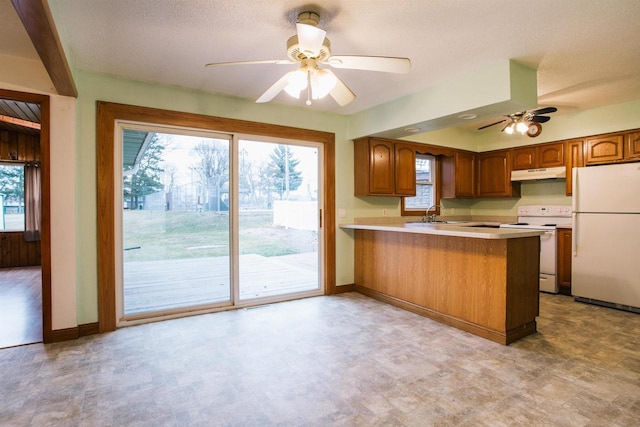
[354,137,416,196]
[511,146,536,170]
[625,132,640,160]
[441,151,476,198]
[512,142,564,170]
[584,134,624,165]
[564,139,584,196]
[538,143,565,168]
[477,150,520,198]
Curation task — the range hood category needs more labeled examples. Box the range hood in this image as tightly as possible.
[511,166,566,181]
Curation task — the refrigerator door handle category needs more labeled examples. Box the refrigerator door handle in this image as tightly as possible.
[572,213,578,256]
[572,167,578,213]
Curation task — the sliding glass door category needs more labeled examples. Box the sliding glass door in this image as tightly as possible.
[116,125,323,323]
[119,126,231,317]
[237,139,322,302]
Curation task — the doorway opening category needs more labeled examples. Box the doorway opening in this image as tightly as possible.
[0,89,51,347]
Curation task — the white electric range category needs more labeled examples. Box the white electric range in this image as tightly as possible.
[500,206,572,293]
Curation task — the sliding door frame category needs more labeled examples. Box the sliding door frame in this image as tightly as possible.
[96,101,336,332]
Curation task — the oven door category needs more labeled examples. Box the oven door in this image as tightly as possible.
[538,230,558,293]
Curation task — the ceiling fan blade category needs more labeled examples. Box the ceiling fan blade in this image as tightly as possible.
[531,106,557,115]
[325,55,411,73]
[477,119,506,130]
[206,59,294,67]
[328,74,356,107]
[296,23,327,58]
[255,72,293,103]
[530,115,551,123]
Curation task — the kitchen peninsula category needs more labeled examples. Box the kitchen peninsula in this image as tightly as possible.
[341,222,544,345]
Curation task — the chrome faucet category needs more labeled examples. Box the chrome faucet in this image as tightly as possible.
[425,204,442,223]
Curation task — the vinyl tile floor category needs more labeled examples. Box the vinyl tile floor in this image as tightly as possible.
[1,292,639,426]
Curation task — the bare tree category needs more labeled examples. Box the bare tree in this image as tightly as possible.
[191,140,229,211]
[163,163,177,210]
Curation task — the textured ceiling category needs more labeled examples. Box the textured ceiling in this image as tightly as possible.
[2,0,640,129]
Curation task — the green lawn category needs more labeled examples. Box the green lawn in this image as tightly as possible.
[123,210,317,262]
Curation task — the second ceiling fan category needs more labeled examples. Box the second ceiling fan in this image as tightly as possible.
[206,11,411,107]
[478,107,558,137]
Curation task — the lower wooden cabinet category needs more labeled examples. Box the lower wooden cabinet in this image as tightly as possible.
[557,228,572,295]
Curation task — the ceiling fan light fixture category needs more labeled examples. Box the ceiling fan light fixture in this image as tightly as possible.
[311,69,337,99]
[284,69,308,98]
[503,122,516,134]
[516,120,530,134]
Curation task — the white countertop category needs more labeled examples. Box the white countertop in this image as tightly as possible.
[339,222,545,239]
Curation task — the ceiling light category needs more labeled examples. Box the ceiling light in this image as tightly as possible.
[404,127,421,133]
[503,122,516,134]
[516,121,530,134]
[311,69,337,100]
[284,69,308,98]
[458,113,477,120]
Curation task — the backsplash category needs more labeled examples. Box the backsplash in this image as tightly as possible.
[443,179,570,217]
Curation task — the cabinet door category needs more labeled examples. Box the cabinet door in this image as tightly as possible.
[584,135,624,164]
[477,150,520,197]
[625,132,640,160]
[394,143,416,196]
[455,151,476,197]
[537,142,564,168]
[556,229,572,295]
[564,139,583,196]
[369,139,395,194]
[512,147,536,170]
[441,151,476,198]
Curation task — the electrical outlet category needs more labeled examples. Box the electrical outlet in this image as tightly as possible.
[338,208,346,218]
[382,209,387,216]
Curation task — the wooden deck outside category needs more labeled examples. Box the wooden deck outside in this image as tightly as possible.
[123,252,318,314]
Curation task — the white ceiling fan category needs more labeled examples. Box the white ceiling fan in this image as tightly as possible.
[205,11,411,107]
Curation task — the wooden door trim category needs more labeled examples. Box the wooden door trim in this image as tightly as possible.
[97,101,336,332]
[0,88,52,343]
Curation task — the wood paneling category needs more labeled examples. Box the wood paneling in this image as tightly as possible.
[97,101,336,332]
[0,130,39,162]
[353,229,539,345]
[0,232,41,268]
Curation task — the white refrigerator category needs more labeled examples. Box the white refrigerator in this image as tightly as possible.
[572,162,640,311]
